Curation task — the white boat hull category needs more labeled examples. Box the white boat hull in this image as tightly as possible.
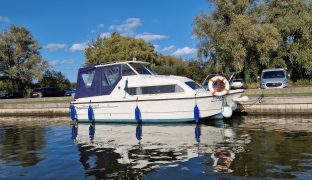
[72,96,224,123]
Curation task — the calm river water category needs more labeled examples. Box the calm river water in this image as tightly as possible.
[0,115,311,179]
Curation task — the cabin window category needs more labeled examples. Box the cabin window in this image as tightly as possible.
[81,70,95,88]
[126,84,184,95]
[122,64,136,76]
[126,87,138,95]
[185,81,201,90]
[102,66,120,86]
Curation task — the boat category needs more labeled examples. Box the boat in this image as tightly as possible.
[70,60,242,123]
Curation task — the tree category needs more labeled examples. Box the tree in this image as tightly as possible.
[264,0,312,80]
[193,0,282,82]
[38,70,71,92]
[152,56,188,76]
[0,25,48,92]
[85,32,160,65]
[193,0,312,82]
[185,60,205,83]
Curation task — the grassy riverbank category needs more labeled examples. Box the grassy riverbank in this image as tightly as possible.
[0,99,72,104]
[244,92,312,97]
[0,97,72,104]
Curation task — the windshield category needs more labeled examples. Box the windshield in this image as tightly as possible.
[262,70,285,79]
[202,81,208,87]
[185,81,202,90]
[129,62,156,75]
[33,88,42,92]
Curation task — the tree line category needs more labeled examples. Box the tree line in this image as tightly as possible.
[0,26,71,95]
[193,0,312,82]
[0,0,311,95]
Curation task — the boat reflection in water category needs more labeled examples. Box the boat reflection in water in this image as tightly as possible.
[71,121,250,178]
[1,115,311,179]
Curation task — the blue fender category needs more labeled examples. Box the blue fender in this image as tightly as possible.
[135,106,141,121]
[88,105,94,121]
[194,105,200,123]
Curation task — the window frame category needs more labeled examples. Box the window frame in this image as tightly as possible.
[81,69,96,88]
[128,62,154,75]
[102,65,120,86]
[122,64,137,76]
[126,84,184,96]
[185,81,202,90]
[100,64,122,95]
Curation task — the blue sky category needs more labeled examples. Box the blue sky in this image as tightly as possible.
[0,0,213,82]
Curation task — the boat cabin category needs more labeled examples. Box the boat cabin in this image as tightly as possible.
[75,61,156,99]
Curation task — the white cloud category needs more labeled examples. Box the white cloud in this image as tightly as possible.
[135,33,167,42]
[97,23,105,28]
[172,47,196,56]
[100,32,111,38]
[153,44,160,51]
[70,42,88,52]
[162,45,175,51]
[44,43,67,52]
[0,16,10,23]
[48,59,75,66]
[90,23,105,34]
[109,18,142,33]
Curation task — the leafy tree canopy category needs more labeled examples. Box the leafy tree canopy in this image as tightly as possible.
[38,70,71,91]
[85,32,160,65]
[193,0,312,82]
[0,25,48,92]
[151,56,187,76]
[264,0,312,80]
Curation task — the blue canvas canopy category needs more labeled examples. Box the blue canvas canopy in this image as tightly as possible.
[75,64,122,99]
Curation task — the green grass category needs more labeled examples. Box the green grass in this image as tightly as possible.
[246,79,312,89]
[243,92,312,97]
[0,99,71,104]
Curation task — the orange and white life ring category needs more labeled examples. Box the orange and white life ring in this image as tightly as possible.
[208,76,230,96]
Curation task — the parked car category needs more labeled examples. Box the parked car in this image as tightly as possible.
[230,79,246,89]
[0,91,24,99]
[260,68,289,89]
[31,87,63,98]
[64,89,76,96]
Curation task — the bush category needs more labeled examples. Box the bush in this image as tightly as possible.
[246,82,259,89]
[289,79,312,86]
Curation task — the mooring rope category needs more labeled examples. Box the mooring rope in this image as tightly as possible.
[243,94,265,107]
